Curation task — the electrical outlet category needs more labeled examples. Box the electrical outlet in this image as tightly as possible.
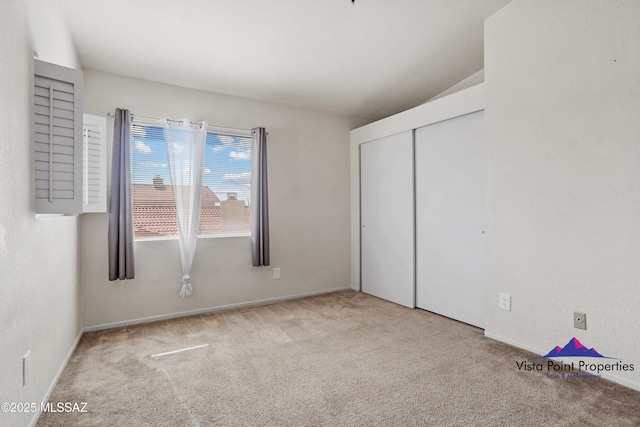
[23,351,31,387]
[273,267,280,280]
[499,293,511,311]
[574,312,587,330]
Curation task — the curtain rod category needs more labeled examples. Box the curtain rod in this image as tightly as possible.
[106,111,253,137]
[164,118,206,129]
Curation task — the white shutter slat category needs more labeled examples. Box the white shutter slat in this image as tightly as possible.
[35,142,74,156]
[34,97,74,112]
[34,127,74,143]
[34,104,75,120]
[34,133,74,146]
[82,114,107,213]
[34,76,74,92]
[34,159,74,173]
[35,189,74,199]
[52,180,74,190]
[34,115,74,129]
[36,170,73,181]
[33,152,75,165]
[42,191,73,199]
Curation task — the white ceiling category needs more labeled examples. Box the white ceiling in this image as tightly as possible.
[59,0,510,122]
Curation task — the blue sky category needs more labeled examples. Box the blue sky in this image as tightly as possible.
[131,125,252,203]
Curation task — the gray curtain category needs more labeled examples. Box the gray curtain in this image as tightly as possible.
[108,108,135,280]
[251,127,270,266]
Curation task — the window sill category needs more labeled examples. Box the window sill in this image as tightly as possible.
[135,231,250,242]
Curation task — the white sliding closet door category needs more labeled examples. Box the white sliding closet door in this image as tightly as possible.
[360,131,414,308]
[415,111,485,328]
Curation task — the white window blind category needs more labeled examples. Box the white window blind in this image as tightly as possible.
[34,59,83,214]
[130,118,253,239]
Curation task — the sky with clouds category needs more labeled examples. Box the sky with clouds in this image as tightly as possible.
[131,124,252,203]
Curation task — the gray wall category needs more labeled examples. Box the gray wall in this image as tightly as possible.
[485,0,640,389]
[0,1,83,426]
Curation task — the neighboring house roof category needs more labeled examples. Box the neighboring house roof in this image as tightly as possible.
[132,182,250,238]
[132,183,221,206]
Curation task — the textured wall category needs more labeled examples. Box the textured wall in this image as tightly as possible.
[485,0,640,389]
[25,0,79,70]
[81,70,364,328]
[0,1,82,426]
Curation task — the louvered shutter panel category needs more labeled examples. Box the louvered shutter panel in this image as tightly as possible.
[34,59,83,214]
[82,114,107,213]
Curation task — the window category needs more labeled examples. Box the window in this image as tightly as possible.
[131,118,252,239]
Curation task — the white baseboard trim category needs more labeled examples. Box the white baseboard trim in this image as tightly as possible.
[29,329,83,427]
[84,287,352,332]
[483,331,543,355]
[484,331,640,393]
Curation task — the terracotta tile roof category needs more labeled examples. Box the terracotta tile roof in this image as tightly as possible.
[132,183,221,206]
[132,182,250,238]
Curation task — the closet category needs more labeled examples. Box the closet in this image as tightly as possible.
[352,83,485,328]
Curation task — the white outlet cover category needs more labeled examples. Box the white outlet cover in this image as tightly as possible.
[499,293,511,311]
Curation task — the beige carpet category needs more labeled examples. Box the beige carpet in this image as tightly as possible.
[37,291,640,426]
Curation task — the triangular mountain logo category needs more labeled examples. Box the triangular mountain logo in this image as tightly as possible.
[538,337,614,359]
